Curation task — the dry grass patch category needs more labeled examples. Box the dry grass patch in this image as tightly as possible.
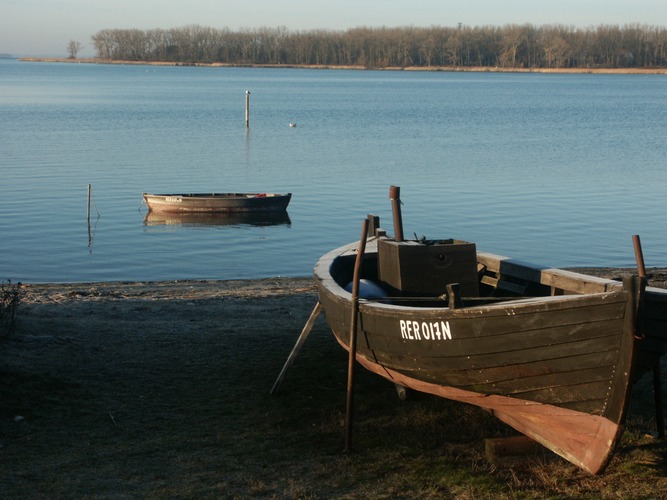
[1,278,666,497]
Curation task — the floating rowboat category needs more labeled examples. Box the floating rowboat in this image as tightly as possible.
[142,192,291,214]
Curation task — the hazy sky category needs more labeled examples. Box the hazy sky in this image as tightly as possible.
[2,0,666,57]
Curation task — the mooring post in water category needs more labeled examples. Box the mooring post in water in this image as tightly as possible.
[245,90,251,128]
[344,218,369,453]
[87,184,92,221]
[389,185,404,242]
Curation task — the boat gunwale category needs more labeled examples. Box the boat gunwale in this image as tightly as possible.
[143,192,291,199]
[313,237,631,315]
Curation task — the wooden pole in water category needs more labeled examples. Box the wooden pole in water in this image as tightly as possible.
[245,90,251,128]
[87,184,92,221]
[344,218,369,453]
[632,234,665,438]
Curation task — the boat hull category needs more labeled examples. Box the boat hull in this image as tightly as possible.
[142,192,291,214]
[314,238,642,474]
[473,251,667,385]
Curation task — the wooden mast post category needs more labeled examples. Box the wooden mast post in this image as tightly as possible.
[389,185,404,242]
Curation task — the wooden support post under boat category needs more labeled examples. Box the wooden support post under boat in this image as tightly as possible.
[344,218,369,452]
[633,234,665,438]
[389,185,404,242]
[270,302,323,395]
[394,384,408,400]
[485,436,553,467]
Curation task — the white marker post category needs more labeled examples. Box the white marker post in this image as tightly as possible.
[245,90,251,128]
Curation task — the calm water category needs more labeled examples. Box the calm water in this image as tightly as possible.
[1,59,666,283]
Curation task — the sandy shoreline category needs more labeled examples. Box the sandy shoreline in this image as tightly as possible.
[18,277,317,304]
[16,267,667,304]
[18,57,667,74]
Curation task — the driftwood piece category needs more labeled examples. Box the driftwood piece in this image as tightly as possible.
[485,436,554,467]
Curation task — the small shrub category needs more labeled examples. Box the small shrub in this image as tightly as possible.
[0,280,23,337]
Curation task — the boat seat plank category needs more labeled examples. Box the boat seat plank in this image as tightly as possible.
[477,252,622,295]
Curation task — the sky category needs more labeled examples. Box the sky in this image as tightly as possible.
[2,0,666,57]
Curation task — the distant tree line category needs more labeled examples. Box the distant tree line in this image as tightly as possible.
[91,24,667,69]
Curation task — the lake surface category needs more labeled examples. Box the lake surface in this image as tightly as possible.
[1,59,666,283]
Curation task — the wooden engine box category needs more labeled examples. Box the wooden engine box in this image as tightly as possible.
[377,238,479,296]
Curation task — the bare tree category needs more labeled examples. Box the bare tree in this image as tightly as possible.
[89,24,667,69]
[540,27,569,68]
[499,25,527,67]
[67,40,83,59]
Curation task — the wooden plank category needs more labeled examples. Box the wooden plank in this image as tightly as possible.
[540,269,619,294]
[485,436,554,467]
[373,333,623,373]
[360,303,627,359]
[476,252,504,273]
[480,274,498,287]
[476,252,622,294]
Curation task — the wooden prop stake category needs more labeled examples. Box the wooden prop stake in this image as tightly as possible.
[270,302,323,395]
[344,218,369,452]
[633,234,665,438]
[389,185,404,242]
[633,234,647,278]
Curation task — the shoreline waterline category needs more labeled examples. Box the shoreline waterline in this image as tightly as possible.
[16,268,667,297]
[18,57,667,74]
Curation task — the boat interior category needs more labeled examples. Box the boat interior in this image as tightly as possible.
[329,216,625,309]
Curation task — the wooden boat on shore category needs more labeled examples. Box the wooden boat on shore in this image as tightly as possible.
[315,230,644,474]
[142,192,291,214]
[312,186,656,474]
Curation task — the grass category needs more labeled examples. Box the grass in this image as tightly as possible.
[0,280,22,337]
[1,284,666,498]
